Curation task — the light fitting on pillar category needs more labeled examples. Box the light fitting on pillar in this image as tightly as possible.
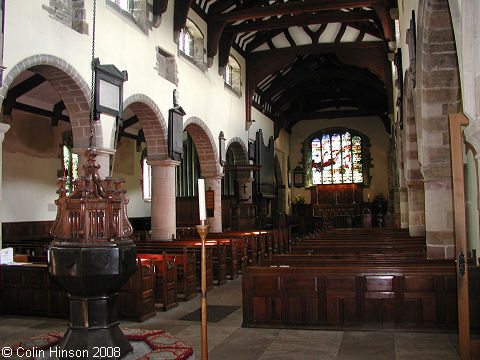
[168,89,186,161]
[93,58,128,119]
[219,131,226,166]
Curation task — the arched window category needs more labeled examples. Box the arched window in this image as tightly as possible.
[62,145,79,194]
[224,55,241,95]
[178,19,205,67]
[311,131,363,185]
[141,150,152,201]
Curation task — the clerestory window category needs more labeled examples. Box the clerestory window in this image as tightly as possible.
[178,19,205,69]
[224,55,241,95]
[109,0,132,13]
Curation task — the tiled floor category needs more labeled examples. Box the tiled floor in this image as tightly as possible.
[0,276,460,359]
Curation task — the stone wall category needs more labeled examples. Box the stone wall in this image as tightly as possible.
[416,0,461,259]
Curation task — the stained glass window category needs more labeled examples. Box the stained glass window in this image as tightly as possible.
[311,131,363,185]
[62,145,78,194]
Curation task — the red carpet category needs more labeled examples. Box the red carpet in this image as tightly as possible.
[4,328,193,360]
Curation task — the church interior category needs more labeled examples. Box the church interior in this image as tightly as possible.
[0,0,480,359]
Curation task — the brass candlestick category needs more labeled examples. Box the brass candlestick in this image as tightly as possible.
[196,223,210,359]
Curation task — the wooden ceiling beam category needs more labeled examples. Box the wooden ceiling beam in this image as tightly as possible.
[13,102,69,123]
[51,101,66,127]
[174,0,194,36]
[247,41,387,92]
[280,109,383,121]
[244,28,284,52]
[225,10,375,33]
[372,4,394,41]
[3,74,46,115]
[6,74,46,100]
[122,115,139,129]
[207,20,226,65]
[210,0,383,23]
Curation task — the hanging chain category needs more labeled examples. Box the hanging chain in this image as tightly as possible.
[89,0,97,148]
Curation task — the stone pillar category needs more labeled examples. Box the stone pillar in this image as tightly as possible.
[0,123,10,249]
[150,159,179,240]
[73,147,115,179]
[423,175,454,259]
[204,174,223,233]
[399,188,409,229]
[407,182,426,237]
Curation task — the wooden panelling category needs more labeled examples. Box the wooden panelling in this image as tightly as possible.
[242,265,462,329]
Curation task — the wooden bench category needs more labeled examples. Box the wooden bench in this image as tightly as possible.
[134,242,214,292]
[117,258,156,322]
[0,259,156,322]
[137,254,178,311]
[242,262,461,329]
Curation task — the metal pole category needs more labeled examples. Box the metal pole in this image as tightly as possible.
[196,222,209,359]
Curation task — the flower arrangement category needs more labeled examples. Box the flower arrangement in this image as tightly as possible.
[292,195,305,205]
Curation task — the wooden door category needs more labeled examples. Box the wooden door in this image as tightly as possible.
[449,113,480,359]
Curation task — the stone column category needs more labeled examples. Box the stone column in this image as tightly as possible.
[204,174,223,233]
[150,159,179,240]
[399,188,409,229]
[407,181,426,237]
[0,123,10,249]
[423,174,454,259]
[73,147,115,179]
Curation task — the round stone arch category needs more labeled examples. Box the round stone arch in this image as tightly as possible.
[1,54,98,147]
[226,137,248,165]
[416,0,461,259]
[183,117,221,176]
[123,94,168,160]
[184,117,222,232]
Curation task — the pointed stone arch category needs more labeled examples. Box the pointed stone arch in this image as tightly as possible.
[1,54,97,147]
[123,94,168,160]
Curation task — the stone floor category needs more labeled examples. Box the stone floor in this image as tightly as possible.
[0,276,460,360]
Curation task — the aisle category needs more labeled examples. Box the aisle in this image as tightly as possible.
[0,276,459,359]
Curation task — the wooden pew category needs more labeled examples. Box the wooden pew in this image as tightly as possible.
[242,262,460,329]
[117,258,156,322]
[134,242,214,292]
[137,254,178,311]
[175,236,240,279]
[0,259,156,322]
